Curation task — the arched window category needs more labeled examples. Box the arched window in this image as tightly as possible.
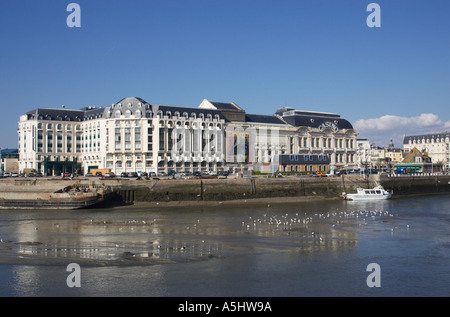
[115,110,121,118]
[135,110,142,118]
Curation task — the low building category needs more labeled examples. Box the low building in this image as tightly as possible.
[393,147,435,174]
[278,153,330,173]
[1,148,19,173]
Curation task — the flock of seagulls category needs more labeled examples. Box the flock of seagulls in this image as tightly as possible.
[238,208,410,239]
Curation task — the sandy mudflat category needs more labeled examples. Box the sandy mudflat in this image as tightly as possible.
[132,195,338,208]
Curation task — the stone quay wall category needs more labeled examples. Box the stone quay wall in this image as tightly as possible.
[0,174,449,205]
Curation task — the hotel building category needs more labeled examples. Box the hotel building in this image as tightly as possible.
[403,132,450,170]
[18,97,358,176]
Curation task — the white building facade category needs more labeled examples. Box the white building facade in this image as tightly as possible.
[18,97,358,175]
[403,132,450,170]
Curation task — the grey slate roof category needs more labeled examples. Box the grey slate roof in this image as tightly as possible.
[403,132,450,144]
[23,97,353,131]
[280,115,353,130]
[26,108,86,121]
[111,97,224,119]
[245,114,286,125]
[275,107,353,130]
[25,97,225,122]
[209,101,242,111]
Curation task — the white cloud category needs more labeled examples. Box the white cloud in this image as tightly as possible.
[354,113,442,131]
[353,113,450,147]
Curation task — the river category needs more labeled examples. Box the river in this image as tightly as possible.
[0,194,448,297]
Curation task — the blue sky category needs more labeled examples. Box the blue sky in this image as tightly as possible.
[1,0,449,148]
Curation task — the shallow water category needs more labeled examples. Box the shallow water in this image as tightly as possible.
[0,195,449,296]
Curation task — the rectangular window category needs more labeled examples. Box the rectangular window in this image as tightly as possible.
[159,128,165,151]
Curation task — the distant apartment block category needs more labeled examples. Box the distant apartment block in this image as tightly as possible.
[403,132,450,170]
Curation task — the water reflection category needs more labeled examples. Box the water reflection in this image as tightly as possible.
[0,201,399,266]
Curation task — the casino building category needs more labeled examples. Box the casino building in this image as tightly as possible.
[18,97,358,176]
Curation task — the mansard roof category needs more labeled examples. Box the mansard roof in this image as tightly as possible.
[113,97,149,107]
[276,107,354,131]
[156,104,224,118]
[245,114,286,125]
[208,101,243,111]
[111,97,224,119]
[23,97,354,130]
[403,132,450,144]
[26,108,86,121]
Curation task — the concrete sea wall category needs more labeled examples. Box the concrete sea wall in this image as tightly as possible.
[379,174,450,196]
[0,174,449,206]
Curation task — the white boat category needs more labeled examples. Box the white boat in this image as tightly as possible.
[343,185,392,201]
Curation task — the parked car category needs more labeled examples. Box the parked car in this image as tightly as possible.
[104,172,115,178]
[316,172,327,177]
[127,172,138,178]
[139,172,148,177]
[95,171,103,177]
[3,172,11,177]
[64,172,71,177]
[11,172,19,177]
[85,172,93,177]
[120,172,128,178]
[149,172,156,177]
